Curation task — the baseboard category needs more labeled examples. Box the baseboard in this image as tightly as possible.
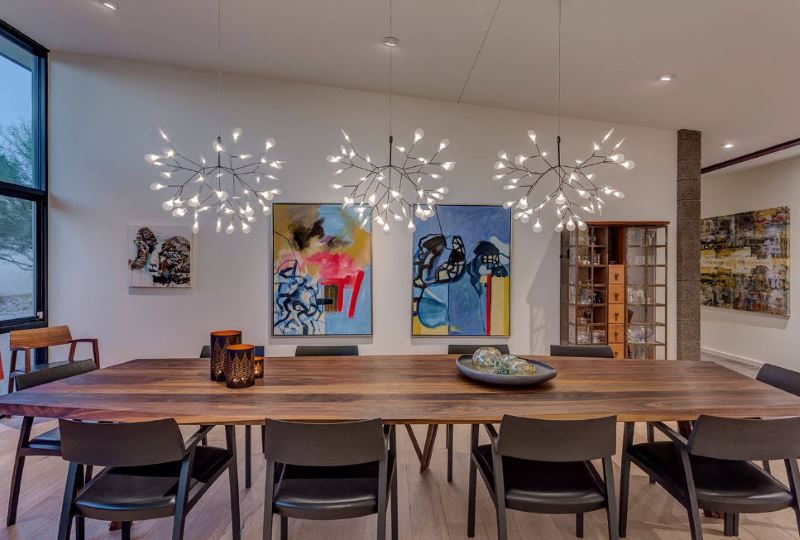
[700,346,764,369]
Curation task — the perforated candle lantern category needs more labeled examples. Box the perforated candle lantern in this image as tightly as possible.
[209,330,241,382]
[224,344,256,389]
[254,356,264,379]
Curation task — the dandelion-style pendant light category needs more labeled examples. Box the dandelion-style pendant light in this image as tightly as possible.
[144,0,285,234]
[494,0,634,234]
[326,0,455,233]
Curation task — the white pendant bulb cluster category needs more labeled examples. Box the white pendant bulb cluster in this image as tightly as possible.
[326,0,455,234]
[495,0,634,234]
[146,128,284,235]
[144,0,284,234]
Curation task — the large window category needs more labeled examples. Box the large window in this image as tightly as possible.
[0,20,47,332]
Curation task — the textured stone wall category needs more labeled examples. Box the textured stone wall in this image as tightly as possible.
[677,129,701,361]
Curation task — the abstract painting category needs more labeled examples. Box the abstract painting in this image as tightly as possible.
[272,203,372,335]
[412,205,511,336]
[128,225,192,287]
[700,206,790,316]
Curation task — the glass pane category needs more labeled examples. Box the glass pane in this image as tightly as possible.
[0,36,34,187]
[0,195,35,321]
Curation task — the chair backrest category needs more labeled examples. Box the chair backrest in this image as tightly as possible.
[15,359,97,391]
[265,419,385,467]
[550,344,615,358]
[201,345,264,358]
[757,363,800,397]
[688,415,800,461]
[294,345,359,357]
[59,418,186,467]
[497,415,617,462]
[448,344,510,355]
[10,325,72,349]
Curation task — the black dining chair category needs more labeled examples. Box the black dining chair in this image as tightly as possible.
[550,344,615,358]
[619,416,800,540]
[264,419,397,540]
[7,359,98,526]
[200,345,264,488]
[294,345,359,356]
[57,418,240,540]
[468,415,619,540]
[756,363,800,473]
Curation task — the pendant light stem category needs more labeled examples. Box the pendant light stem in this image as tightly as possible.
[217,0,222,138]
[388,0,393,182]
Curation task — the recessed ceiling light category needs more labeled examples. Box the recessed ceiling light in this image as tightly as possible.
[383,36,399,48]
[100,1,118,10]
[722,142,734,149]
[658,73,676,82]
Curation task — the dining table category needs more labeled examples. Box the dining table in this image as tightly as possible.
[2,355,800,472]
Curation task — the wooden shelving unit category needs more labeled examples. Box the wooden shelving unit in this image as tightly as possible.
[560,221,669,359]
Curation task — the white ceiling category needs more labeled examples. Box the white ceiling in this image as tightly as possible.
[3,0,800,168]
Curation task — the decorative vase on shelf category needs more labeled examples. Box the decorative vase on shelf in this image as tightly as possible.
[210,330,241,382]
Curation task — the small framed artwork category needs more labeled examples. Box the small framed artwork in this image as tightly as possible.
[272,203,372,336]
[128,225,192,288]
[412,204,511,336]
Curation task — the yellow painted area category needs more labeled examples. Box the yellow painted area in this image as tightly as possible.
[490,276,510,336]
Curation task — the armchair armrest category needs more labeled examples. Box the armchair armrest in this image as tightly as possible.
[185,425,214,451]
[69,338,100,368]
[652,421,690,449]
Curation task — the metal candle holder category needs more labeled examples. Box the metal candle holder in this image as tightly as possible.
[224,344,255,389]
[209,330,241,382]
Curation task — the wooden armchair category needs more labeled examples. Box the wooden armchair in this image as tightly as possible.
[7,325,100,393]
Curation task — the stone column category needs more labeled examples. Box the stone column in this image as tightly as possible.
[676,129,701,361]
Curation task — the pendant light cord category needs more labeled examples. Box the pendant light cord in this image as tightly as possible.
[556,0,562,166]
[388,0,393,168]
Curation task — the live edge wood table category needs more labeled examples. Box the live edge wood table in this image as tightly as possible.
[2,355,800,473]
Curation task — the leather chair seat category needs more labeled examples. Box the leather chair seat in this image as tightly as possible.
[629,441,794,513]
[75,446,231,521]
[473,444,606,513]
[273,455,395,520]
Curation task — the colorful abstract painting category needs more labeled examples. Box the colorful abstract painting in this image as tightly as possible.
[412,205,511,336]
[272,204,372,335]
[128,225,192,287]
[700,207,790,316]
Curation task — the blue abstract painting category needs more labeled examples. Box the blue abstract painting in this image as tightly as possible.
[412,205,511,336]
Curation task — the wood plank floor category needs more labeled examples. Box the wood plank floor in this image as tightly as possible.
[0,419,797,539]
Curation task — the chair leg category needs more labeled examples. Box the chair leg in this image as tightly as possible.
[280,516,288,540]
[377,504,387,540]
[245,425,252,489]
[261,424,266,454]
[687,504,703,540]
[763,460,771,474]
[121,522,132,540]
[390,427,398,540]
[57,463,81,540]
[646,423,656,483]
[495,505,508,540]
[467,425,479,538]
[619,423,634,538]
[75,515,85,540]
[576,513,584,538]
[6,454,25,526]
[446,424,454,483]
[226,426,242,540]
[603,457,620,540]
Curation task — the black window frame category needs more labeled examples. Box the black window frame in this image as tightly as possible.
[0,19,48,333]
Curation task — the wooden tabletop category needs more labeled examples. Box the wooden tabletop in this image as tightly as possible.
[1,355,800,425]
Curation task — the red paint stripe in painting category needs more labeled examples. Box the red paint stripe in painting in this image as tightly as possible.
[485,274,492,335]
[348,270,365,319]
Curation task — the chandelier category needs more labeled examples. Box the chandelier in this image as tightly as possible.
[494,0,634,233]
[143,0,284,234]
[326,0,454,233]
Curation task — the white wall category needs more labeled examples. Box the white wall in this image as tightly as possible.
[48,52,677,365]
[702,155,800,369]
